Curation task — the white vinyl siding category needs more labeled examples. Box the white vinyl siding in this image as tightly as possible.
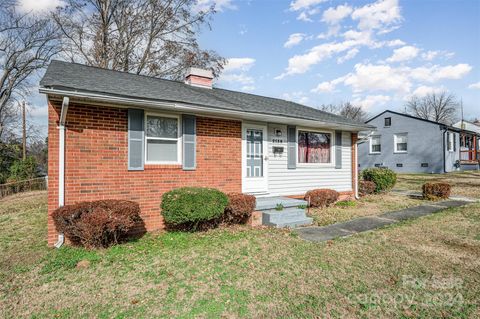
[266,124,352,196]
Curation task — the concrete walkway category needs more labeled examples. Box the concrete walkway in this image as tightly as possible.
[295,199,474,242]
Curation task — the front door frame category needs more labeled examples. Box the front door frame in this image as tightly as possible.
[241,122,268,194]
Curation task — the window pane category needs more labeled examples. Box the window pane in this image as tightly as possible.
[298,131,331,163]
[147,140,177,162]
[397,143,407,151]
[146,116,178,138]
[396,134,407,144]
[372,145,381,152]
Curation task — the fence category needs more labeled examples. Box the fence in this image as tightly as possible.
[0,177,47,199]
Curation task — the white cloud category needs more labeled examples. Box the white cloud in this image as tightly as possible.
[194,0,236,12]
[421,50,438,61]
[355,95,391,108]
[322,4,353,24]
[351,0,402,32]
[312,81,336,93]
[276,28,380,79]
[290,0,326,11]
[284,33,306,48]
[312,63,472,96]
[411,85,445,97]
[386,39,406,47]
[17,0,64,12]
[282,91,310,104]
[344,63,411,93]
[223,58,256,72]
[468,82,480,90]
[337,48,359,64]
[409,63,472,82]
[220,73,254,85]
[352,95,391,109]
[386,45,419,63]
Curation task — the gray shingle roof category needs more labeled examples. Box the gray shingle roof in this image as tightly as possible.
[40,60,372,129]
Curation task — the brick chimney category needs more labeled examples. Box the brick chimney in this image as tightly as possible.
[185,67,213,89]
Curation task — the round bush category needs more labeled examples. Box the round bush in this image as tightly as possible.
[361,168,397,193]
[52,200,141,248]
[422,182,451,200]
[222,193,256,225]
[161,187,228,228]
[359,180,376,196]
[304,189,339,208]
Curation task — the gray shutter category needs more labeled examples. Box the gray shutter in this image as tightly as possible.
[287,125,296,169]
[128,109,144,170]
[453,133,457,151]
[335,130,342,169]
[182,115,196,170]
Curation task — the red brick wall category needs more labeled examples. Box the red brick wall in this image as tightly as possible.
[47,100,242,245]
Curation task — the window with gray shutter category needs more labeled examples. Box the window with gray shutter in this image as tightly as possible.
[287,126,296,169]
[335,130,342,169]
[128,109,144,170]
[182,115,196,170]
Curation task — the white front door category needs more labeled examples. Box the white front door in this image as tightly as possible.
[242,123,268,194]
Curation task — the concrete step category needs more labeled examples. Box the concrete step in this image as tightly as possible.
[262,208,313,228]
[262,207,308,223]
[264,217,314,228]
[255,196,307,211]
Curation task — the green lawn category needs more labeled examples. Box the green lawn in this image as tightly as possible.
[396,171,480,198]
[1,174,480,318]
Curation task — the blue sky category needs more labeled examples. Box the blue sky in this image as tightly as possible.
[204,0,479,118]
[24,0,480,136]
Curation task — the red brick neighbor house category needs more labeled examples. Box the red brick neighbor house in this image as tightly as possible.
[40,60,373,246]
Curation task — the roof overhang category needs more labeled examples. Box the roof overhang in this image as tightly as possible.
[40,87,375,132]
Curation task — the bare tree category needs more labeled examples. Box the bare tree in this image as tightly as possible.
[54,0,226,80]
[0,2,61,140]
[320,102,368,123]
[405,91,459,124]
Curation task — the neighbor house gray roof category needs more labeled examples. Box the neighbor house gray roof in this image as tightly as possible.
[40,60,373,129]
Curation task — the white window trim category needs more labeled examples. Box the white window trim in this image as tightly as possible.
[447,132,454,152]
[369,135,381,154]
[394,133,408,153]
[145,112,182,165]
[296,127,335,167]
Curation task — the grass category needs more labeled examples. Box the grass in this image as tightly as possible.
[1,174,480,318]
[309,193,425,226]
[396,171,480,198]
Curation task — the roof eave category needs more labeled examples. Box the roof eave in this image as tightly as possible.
[39,86,375,131]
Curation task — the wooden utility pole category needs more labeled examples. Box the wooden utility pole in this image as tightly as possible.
[22,101,26,160]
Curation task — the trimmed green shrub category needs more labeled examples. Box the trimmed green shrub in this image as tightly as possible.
[304,189,339,208]
[161,187,228,229]
[222,193,256,225]
[361,168,397,193]
[422,182,451,200]
[52,200,142,248]
[359,180,376,196]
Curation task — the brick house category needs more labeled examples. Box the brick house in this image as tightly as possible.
[40,60,373,246]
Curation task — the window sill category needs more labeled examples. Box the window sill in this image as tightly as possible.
[145,163,182,170]
[394,151,408,154]
[369,152,381,155]
[297,163,335,168]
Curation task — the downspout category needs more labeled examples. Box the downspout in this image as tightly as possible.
[54,96,69,249]
[355,130,374,199]
[442,128,447,173]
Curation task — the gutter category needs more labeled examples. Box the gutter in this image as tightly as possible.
[39,87,375,132]
[55,96,69,248]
